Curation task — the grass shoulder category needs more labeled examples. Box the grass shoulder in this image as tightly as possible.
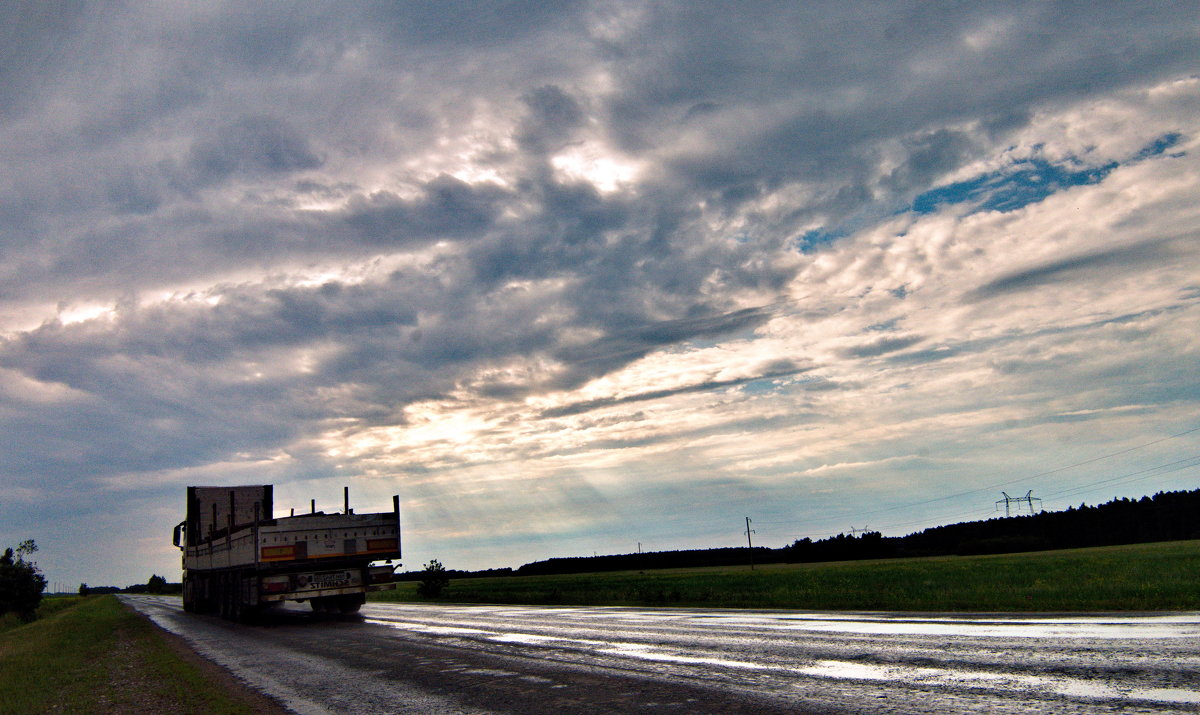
[0,595,283,713]
[372,540,1200,611]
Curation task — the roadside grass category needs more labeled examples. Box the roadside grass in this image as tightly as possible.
[373,540,1200,611]
[0,595,267,713]
[0,595,84,634]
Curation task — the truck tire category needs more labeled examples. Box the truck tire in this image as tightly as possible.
[218,575,230,619]
[182,576,194,612]
[200,574,215,614]
[238,603,261,624]
[220,573,239,621]
[338,593,366,614]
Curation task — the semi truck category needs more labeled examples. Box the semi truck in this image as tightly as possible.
[172,485,401,620]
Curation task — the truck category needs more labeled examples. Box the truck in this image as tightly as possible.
[172,485,401,620]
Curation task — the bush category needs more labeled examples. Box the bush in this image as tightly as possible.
[0,540,47,621]
[146,575,168,594]
[417,559,449,598]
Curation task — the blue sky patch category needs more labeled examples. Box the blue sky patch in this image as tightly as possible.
[794,228,846,254]
[910,157,1116,215]
[740,377,784,395]
[795,134,1184,255]
[909,133,1182,218]
[1134,132,1181,160]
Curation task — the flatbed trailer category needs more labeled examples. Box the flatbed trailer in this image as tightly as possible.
[173,485,401,620]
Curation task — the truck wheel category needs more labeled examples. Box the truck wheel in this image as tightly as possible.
[338,594,366,614]
[220,574,237,621]
[310,597,327,613]
[182,577,195,613]
[201,575,216,614]
[218,577,229,619]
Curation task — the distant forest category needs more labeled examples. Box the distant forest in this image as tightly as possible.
[428,488,1200,579]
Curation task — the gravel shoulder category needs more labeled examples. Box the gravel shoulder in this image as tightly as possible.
[125,600,290,714]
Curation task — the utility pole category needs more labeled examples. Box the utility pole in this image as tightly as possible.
[996,490,1042,517]
[745,516,756,570]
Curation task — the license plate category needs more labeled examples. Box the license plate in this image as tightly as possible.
[314,571,352,588]
[297,571,354,590]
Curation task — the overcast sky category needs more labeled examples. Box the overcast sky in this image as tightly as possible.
[2,2,1199,588]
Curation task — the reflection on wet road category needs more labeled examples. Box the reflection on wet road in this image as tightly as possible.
[124,596,1200,714]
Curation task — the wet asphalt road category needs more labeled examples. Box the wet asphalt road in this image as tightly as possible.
[122,595,1200,714]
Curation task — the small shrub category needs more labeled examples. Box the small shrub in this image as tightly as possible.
[417,559,449,598]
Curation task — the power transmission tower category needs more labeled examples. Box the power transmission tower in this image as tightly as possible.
[849,525,870,537]
[745,516,756,570]
[996,490,1042,517]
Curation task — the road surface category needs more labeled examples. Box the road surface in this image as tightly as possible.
[123,596,1200,714]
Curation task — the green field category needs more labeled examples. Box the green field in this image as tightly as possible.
[373,540,1200,611]
[0,595,276,713]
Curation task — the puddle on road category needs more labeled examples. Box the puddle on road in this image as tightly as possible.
[364,612,1200,707]
[770,620,1191,639]
[364,619,489,636]
[600,643,768,670]
[690,613,1200,639]
[460,668,516,677]
[370,604,1200,639]
[795,659,1200,705]
[488,633,606,647]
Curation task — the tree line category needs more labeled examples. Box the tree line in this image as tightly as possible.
[509,488,1200,576]
[80,575,182,596]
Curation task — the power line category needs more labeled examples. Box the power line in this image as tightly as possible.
[769,454,1200,542]
[755,425,1200,528]
[858,425,1200,518]
[547,430,1200,551]
[1039,455,1200,502]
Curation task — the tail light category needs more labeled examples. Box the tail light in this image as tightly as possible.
[369,565,397,583]
[261,575,290,593]
[261,544,296,561]
[367,538,398,552]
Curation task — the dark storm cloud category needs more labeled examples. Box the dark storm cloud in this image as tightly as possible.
[518,85,586,153]
[2,280,427,382]
[539,361,812,419]
[885,346,963,366]
[965,238,1181,302]
[468,182,632,285]
[342,176,510,244]
[0,1,88,119]
[553,306,777,385]
[0,280,433,486]
[842,335,926,359]
[363,1,587,48]
[881,129,976,195]
[185,116,323,186]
